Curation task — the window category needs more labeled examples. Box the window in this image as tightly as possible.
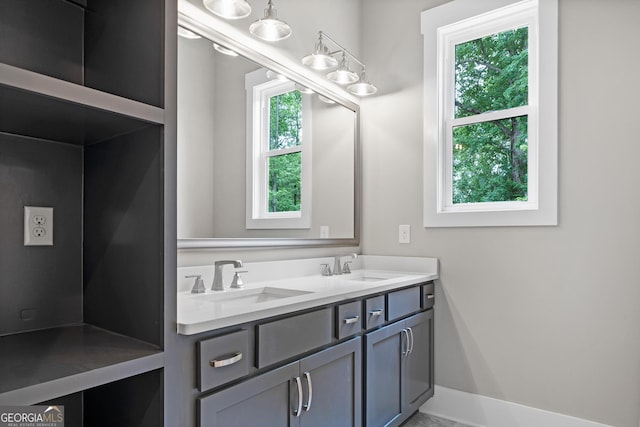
[245,69,312,229]
[422,0,557,227]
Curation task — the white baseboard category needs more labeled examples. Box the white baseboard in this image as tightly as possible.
[420,385,612,427]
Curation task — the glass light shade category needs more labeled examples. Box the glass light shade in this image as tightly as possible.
[302,37,338,70]
[203,0,251,19]
[178,27,201,39]
[347,81,378,96]
[249,1,291,41]
[347,70,377,96]
[327,53,359,85]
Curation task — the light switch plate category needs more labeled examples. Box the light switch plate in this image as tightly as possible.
[24,206,53,246]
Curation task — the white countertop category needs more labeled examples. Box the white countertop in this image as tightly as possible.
[177,255,438,335]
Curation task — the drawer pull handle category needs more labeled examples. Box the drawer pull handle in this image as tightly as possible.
[369,309,383,316]
[343,315,360,324]
[210,352,243,368]
[426,294,435,300]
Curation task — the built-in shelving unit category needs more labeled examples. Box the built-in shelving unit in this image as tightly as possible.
[0,0,175,424]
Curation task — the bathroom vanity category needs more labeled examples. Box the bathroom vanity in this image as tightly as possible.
[177,256,437,427]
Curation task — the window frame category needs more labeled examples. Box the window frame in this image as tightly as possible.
[422,0,557,227]
[245,69,312,229]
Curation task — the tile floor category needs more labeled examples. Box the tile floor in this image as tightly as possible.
[402,412,471,427]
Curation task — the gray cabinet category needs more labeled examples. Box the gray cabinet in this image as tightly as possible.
[199,338,362,427]
[364,310,434,427]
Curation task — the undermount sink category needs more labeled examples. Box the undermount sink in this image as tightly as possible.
[345,273,389,282]
[195,287,312,306]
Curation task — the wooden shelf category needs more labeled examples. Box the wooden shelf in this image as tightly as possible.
[0,324,164,405]
[0,62,164,145]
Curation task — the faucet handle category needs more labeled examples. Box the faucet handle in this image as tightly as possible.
[320,263,332,276]
[186,275,206,294]
[343,261,353,274]
[231,270,247,289]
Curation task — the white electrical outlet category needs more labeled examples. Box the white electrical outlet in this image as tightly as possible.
[24,206,53,246]
[320,226,330,238]
[399,224,411,244]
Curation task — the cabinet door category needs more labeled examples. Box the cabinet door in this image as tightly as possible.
[299,338,362,427]
[198,361,299,427]
[364,320,406,427]
[403,310,434,414]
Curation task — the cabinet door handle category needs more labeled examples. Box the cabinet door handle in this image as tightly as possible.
[426,294,435,300]
[293,376,303,417]
[210,352,243,368]
[407,327,415,355]
[343,315,360,324]
[401,329,409,356]
[303,371,313,412]
[369,309,383,316]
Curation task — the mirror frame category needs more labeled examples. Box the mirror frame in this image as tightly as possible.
[176,8,361,249]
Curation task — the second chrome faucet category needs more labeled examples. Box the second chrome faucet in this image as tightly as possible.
[322,253,358,276]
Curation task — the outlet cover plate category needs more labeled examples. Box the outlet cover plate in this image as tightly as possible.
[24,206,53,246]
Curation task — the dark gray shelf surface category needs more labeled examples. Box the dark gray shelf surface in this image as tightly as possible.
[0,324,163,403]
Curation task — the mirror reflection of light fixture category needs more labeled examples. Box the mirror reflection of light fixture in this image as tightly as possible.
[266,70,288,81]
[318,95,336,104]
[203,0,252,19]
[249,0,292,42]
[302,31,378,96]
[178,26,202,39]
[213,43,239,56]
[295,84,314,94]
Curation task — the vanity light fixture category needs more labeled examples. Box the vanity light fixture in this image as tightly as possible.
[203,0,252,20]
[302,31,378,96]
[249,0,292,42]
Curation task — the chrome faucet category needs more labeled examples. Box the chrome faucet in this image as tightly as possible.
[332,253,358,275]
[212,260,243,291]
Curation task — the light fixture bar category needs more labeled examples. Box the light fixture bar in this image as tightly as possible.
[317,31,366,69]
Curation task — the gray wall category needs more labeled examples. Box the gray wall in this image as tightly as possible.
[360,0,640,426]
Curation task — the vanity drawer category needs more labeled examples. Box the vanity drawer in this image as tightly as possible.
[198,329,250,392]
[257,308,332,369]
[364,295,385,330]
[336,301,362,339]
[423,282,435,309]
[387,286,421,322]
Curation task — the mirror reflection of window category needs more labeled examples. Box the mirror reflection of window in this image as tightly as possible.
[246,70,312,229]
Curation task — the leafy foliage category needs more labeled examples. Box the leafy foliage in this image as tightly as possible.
[268,90,302,212]
[452,27,529,204]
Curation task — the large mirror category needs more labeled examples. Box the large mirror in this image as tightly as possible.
[177,12,360,249]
